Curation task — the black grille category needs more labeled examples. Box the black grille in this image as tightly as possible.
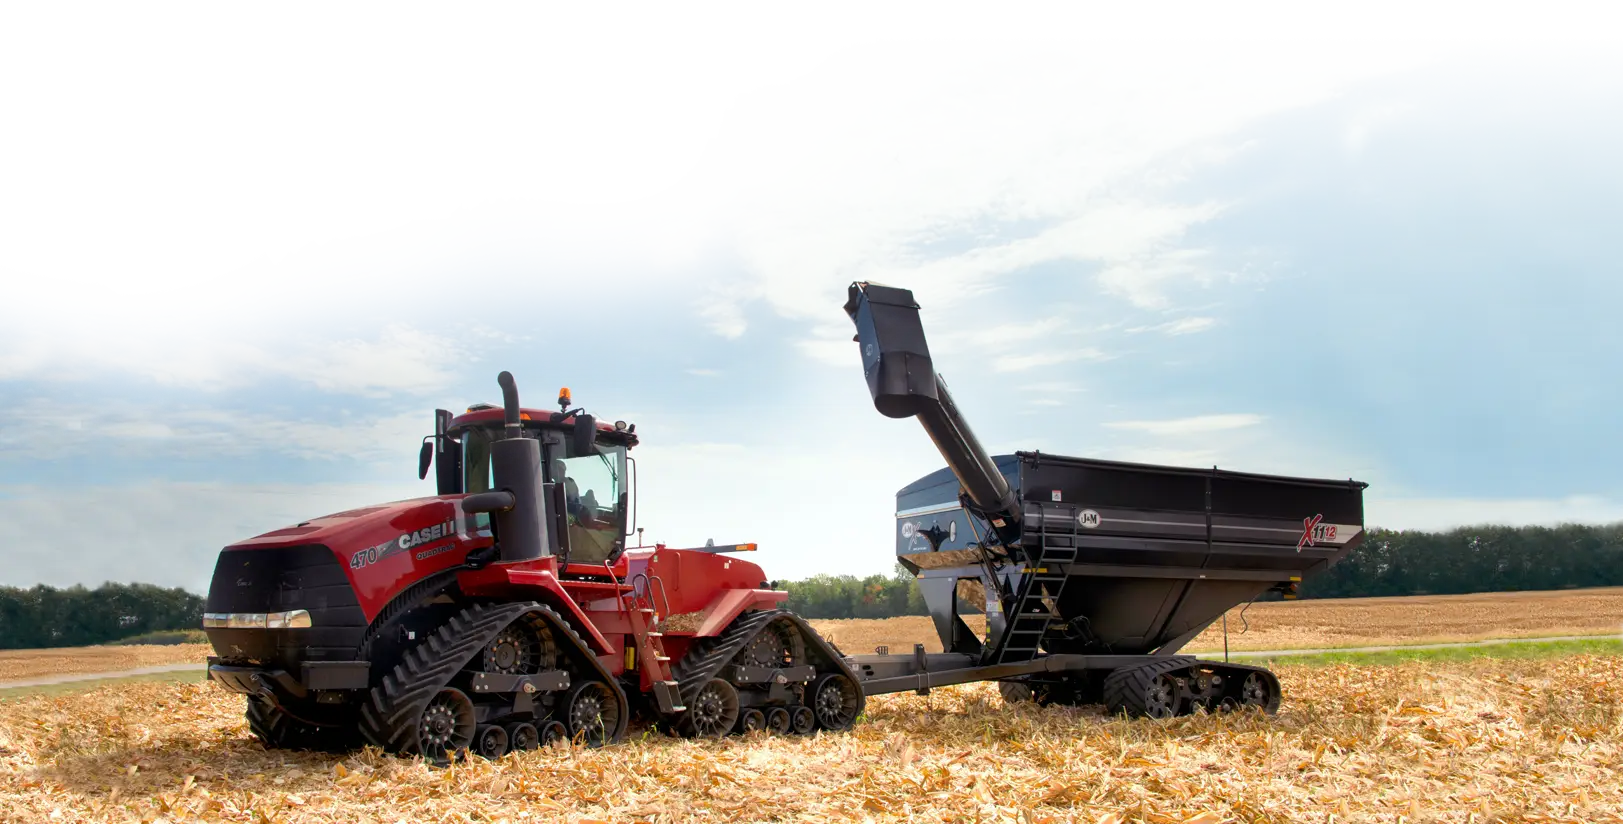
[204,544,366,666]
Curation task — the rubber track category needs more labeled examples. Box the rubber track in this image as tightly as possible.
[246,696,359,753]
[357,600,630,755]
[1101,656,1197,718]
[670,609,866,726]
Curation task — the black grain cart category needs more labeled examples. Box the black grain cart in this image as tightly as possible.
[841,282,1368,717]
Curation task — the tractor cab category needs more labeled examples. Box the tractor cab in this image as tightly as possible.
[418,387,640,568]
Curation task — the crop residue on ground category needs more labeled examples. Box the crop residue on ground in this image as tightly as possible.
[1,656,1619,823]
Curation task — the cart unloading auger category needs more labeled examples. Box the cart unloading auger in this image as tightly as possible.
[200,282,1368,761]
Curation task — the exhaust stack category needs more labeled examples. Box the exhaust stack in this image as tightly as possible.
[488,371,547,562]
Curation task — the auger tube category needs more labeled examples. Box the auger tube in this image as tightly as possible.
[843,281,1021,536]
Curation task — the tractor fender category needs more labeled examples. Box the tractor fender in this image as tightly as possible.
[690,588,790,638]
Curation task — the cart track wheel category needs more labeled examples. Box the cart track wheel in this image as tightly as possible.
[539,719,568,747]
[474,724,509,759]
[1102,662,1189,720]
[998,681,1035,705]
[810,673,860,731]
[682,677,740,739]
[790,705,816,735]
[737,708,765,734]
[564,681,620,748]
[766,707,792,735]
[505,721,540,751]
[1239,671,1281,713]
[416,687,476,762]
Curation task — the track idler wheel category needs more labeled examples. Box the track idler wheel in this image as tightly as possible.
[682,677,741,738]
[1103,662,1189,720]
[1237,670,1281,713]
[505,721,540,751]
[474,724,510,759]
[810,673,861,731]
[416,687,477,762]
[564,681,622,747]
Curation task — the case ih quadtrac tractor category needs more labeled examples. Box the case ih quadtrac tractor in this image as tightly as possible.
[204,282,1368,760]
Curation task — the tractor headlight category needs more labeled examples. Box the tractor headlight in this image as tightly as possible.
[203,610,312,629]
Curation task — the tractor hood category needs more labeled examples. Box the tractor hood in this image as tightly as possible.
[224,496,464,556]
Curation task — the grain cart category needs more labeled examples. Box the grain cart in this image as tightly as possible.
[201,281,1366,763]
[839,282,1369,716]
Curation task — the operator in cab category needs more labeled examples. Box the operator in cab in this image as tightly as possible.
[550,458,618,565]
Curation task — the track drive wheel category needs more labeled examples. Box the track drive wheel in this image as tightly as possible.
[681,677,741,739]
[810,673,861,731]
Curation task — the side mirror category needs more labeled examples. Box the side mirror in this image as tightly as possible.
[418,440,434,480]
[573,414,598,456]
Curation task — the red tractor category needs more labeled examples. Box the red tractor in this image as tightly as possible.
[203,373,864,759]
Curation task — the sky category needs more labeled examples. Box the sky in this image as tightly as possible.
[2,2,1620,594]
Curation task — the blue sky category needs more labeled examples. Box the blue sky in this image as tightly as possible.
[2,3,1620,593]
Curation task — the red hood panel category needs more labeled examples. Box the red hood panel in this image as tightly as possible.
[225,497,448,550]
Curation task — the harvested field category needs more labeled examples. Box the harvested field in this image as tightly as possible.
[1,655,1620,823]
[809,586,1623,655]
[0,644,210,684]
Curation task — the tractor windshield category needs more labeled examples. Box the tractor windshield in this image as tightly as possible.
[459,424,627,564]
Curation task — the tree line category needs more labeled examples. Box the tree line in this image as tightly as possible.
[3,522,1620,646]
[0,583,205,651]
[777,522,1623,619]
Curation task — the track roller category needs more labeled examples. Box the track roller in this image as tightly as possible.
[790,705,816,735]
[765,707,791,734]
[505,721,540,751]
[737,708,766,734]
[474,724,510,759]
[539,719,568,747]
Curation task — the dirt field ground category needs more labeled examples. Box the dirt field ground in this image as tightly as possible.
[0,644,212,684]
[1,655,1619,823]
[809,586,1623,656]
[3,588,1620,686]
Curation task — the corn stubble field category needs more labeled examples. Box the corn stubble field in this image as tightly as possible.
[2,589,1621,823]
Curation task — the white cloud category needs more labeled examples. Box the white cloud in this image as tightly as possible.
[246,238,313,267]
[217,282,261,309]
[642,33,1460,337]
[992,348,1110,373]
[1104,413,1265,436]
[685,368,722,378]
[1019,382,1084,394]
[1129,317,1218,335]
[1344,101,1418,155]
[691,280,753,337]
[0,480,432,593]
[1,321,473,395]
[1,399,424,463]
